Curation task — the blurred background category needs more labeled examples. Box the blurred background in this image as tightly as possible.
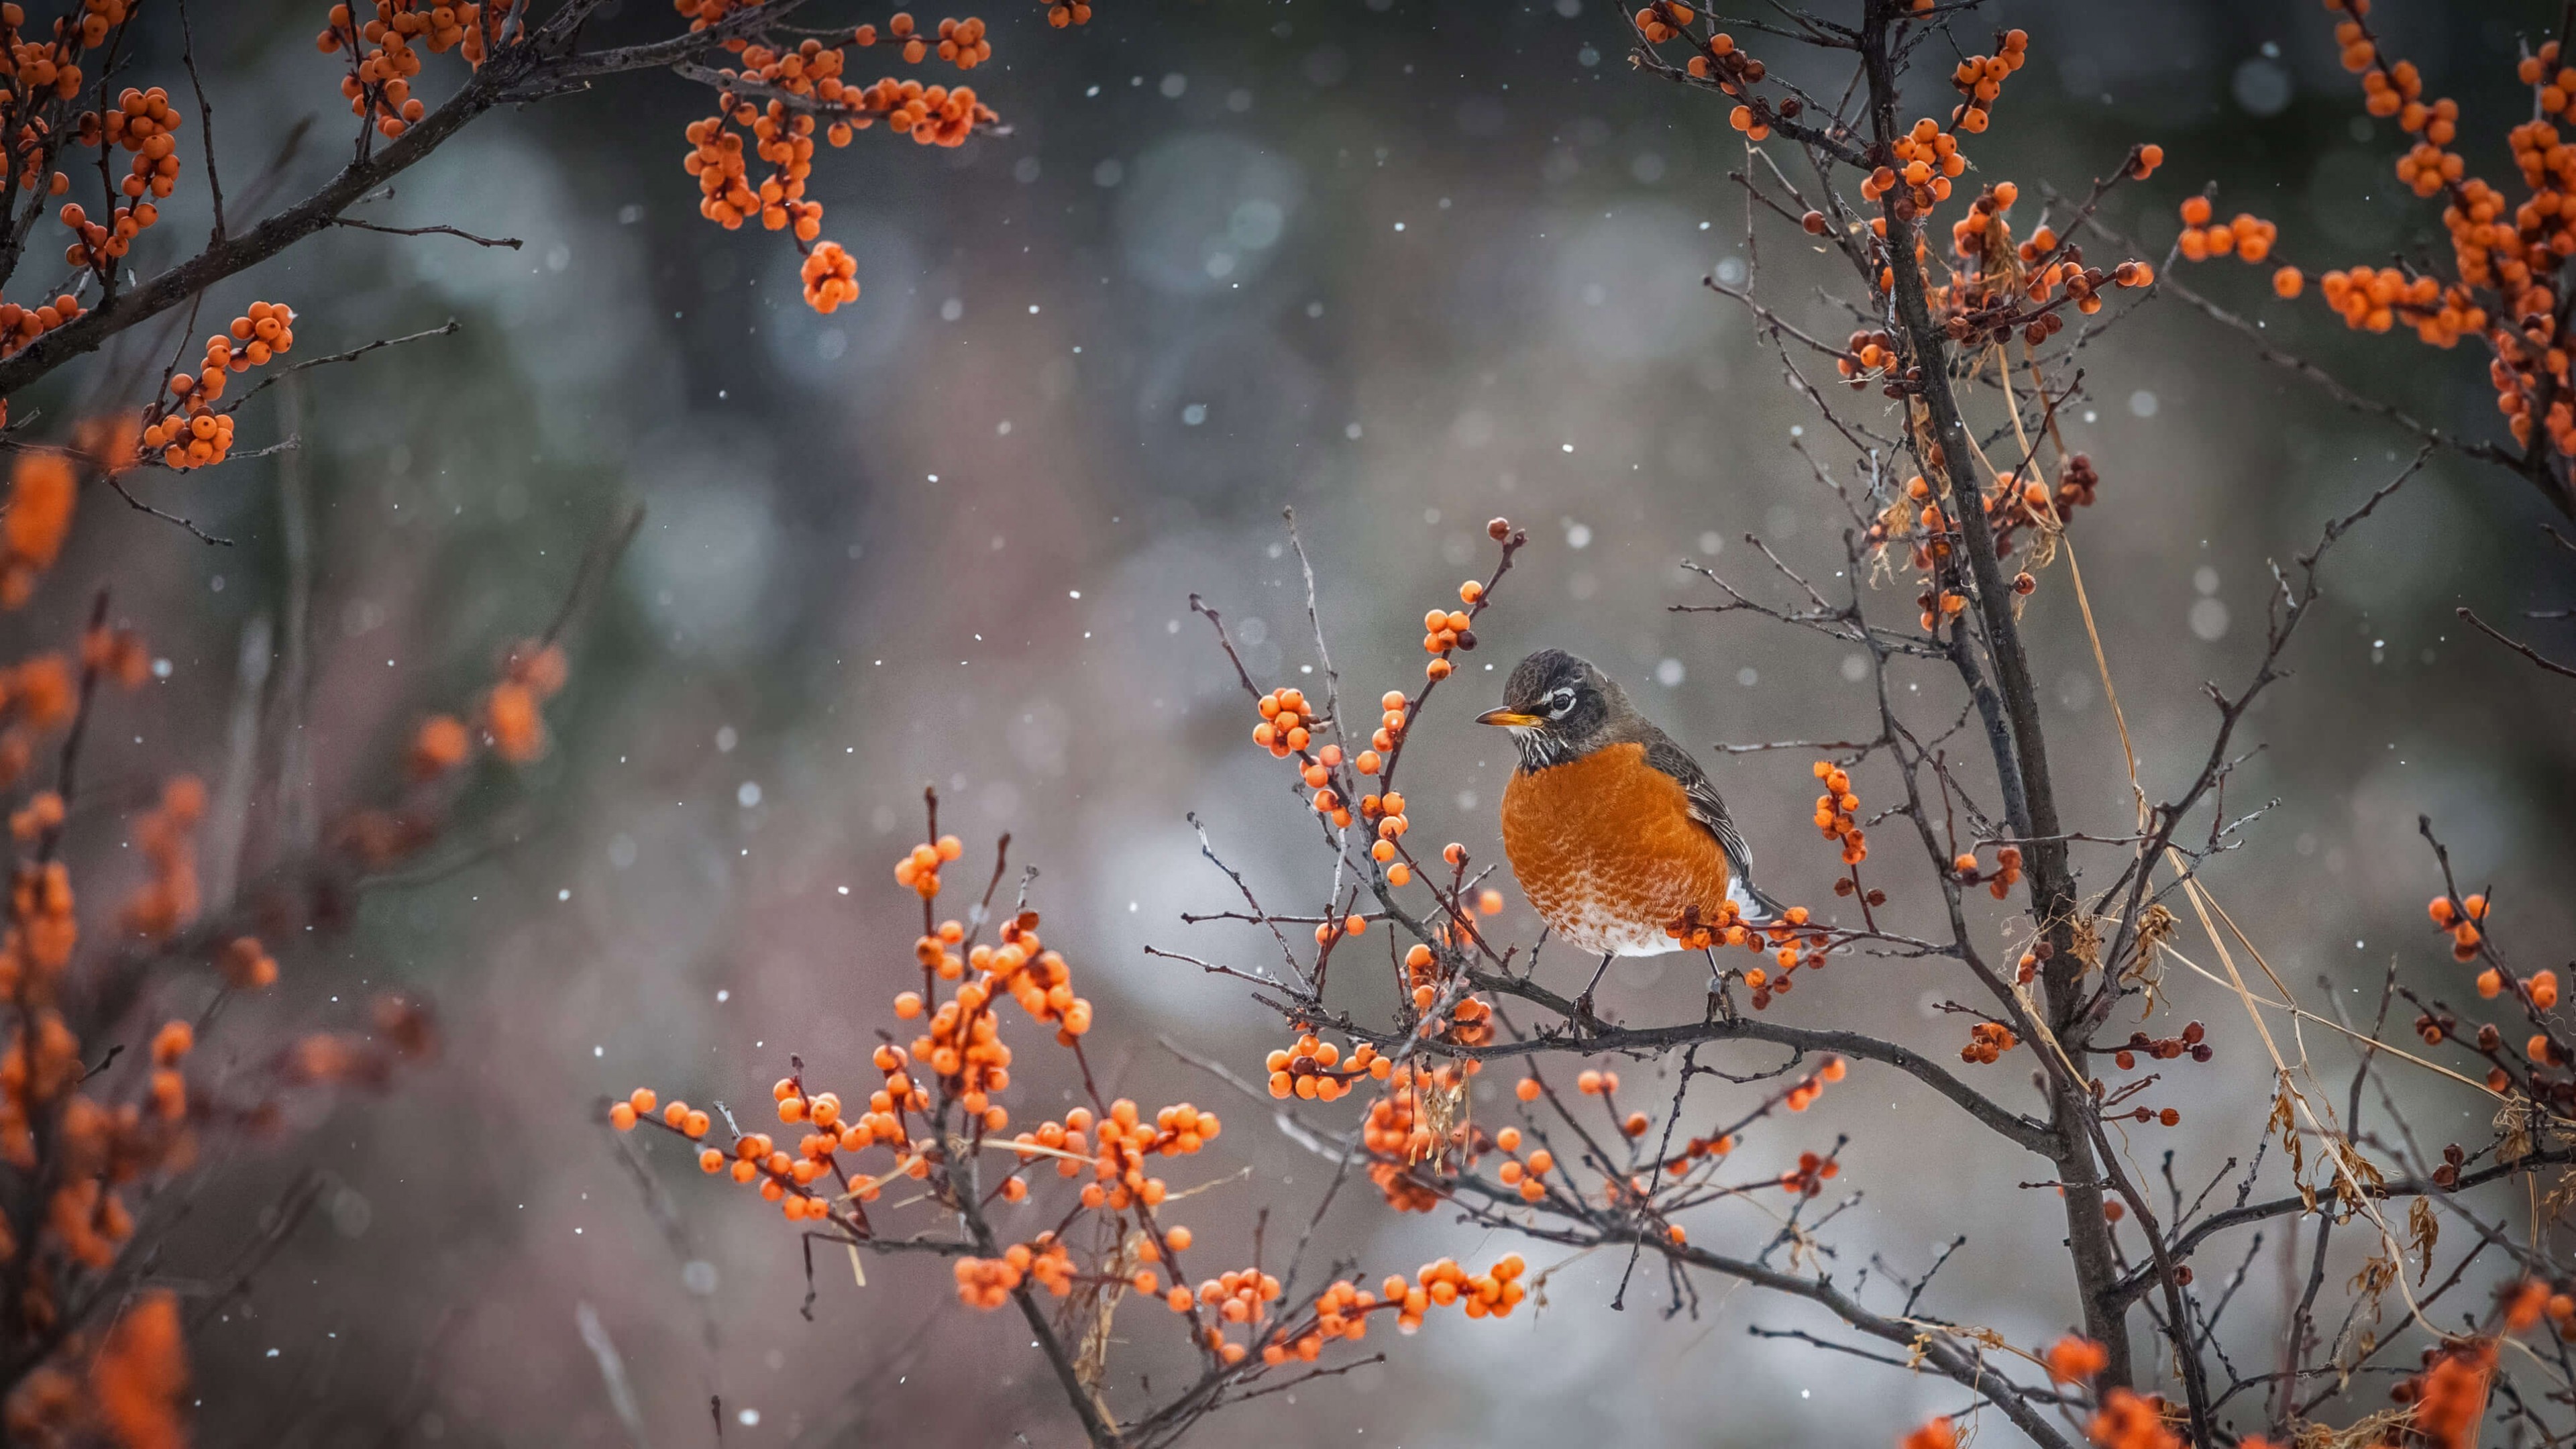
[16,0,2576,1442]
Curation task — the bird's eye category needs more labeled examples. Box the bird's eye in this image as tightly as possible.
[1547,686,1577,718]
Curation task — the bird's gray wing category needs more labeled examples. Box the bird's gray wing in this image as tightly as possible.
[1642,735,1780,919]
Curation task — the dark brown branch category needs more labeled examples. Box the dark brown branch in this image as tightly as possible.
[329,217,523,248]
[1858,0,2131,1385]
[217,320,462,417]
[176,0,225,245]
[2459,605,2576,681]
[1432,967,2054,1152]
[2108,1146,2576,1309]
[103,471,230,545]
[0,0,808,402]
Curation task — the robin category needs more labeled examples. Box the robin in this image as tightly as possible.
[1477,649,1782,1015]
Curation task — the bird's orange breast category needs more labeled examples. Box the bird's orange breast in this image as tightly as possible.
[1499,742,1733,956]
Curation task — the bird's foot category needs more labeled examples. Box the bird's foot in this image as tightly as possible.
[1570,991,1605,1036]
[1703,952,1737,1025]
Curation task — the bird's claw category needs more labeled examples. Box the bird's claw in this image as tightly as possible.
[1569,991,1605,1036]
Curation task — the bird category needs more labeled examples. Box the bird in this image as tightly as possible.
[1477,648,1782,1017]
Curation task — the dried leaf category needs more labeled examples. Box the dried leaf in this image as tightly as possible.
[2290,1405,2411,1449]
[2496,1095,2538,1167]
[2071,914,2103,976]
[1414,1073,1468,1165]
[2540,1168,2576,1224]
[2328,1138,2386,1222]
[2406,1198,2438,1287]
[2269,1079,2308,1193]
[1067,1220,1138,1419]
[2115,904,2171,1008]
[2345,1254,2396,1335]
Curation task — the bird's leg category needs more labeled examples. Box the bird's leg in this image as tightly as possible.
[1571,953,1614,1030]
[1703,948,1736,1024]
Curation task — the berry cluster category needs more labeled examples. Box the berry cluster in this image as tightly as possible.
[1778,1148,1839,1197]
[2236,3,2576,460]
[893,833,964,898]
[2391,1338,2493,1448]
[145,302,295,470]
[1961,1021,2015,1064]
[2475,961,2557,1008]
[1402,1254,1527,1322]
[1483,1120,1553,1204]
[117,775,202,941]
[1950,844,2022,900]
[2503,1278,2576,1340]
[672,9,1012,315]
[2174,195,2277,263]
[1397,940,1493,1042]
[1864,117,1967,211]
[2428,890,2489,961]
[952,1236,1075,1306]
[2109,1020,2211,1070]
[0,292,83,361]
[1631,0,1690,44]
[1417,594,1479,681]
[1265,1032,1387,1102]
[1250,684,1314,757]
[1945,27,2028,134]
[315,1,443,138]
[2045,1335,2111,1383]
[482,638,566,763]
[1874,446,2112,639]
[0,453,72,608]
[1811,760,1866,865]
[1672,27,1769,129]
[1658,898,1831,1009]
[802,239,858,312]
[613,808,1575,1416]
[1364,689,1407,763]
[1835,327,1899,390]
[58,85,180,273]
[0,4,91,111]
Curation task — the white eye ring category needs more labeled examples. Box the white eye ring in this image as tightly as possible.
[1548,687,1576,718]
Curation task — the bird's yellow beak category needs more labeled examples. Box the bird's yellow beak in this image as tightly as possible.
[1476,708,1542,727]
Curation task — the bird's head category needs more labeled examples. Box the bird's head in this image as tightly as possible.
[1478,649,1624,769]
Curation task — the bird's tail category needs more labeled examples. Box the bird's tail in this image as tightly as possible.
[1728,875,1790,928]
